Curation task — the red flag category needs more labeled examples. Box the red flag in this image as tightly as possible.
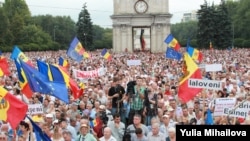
[140,29,146,51]
[0,86,28,129]
[178,53,202,103]
[0,57,10,76]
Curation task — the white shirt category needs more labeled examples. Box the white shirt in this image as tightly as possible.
[99,136,117,141]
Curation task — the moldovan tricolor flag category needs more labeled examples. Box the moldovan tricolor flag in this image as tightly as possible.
[11,46,34,98]
[0,86,28,129]
[164,34,181,51]
[178,53,202,103]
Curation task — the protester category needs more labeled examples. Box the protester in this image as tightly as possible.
[77,124,97,141]
[107,113,125,141]
[99,127,117,141]
[62,130,74,141]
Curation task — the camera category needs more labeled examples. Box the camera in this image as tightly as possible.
[123,129,135,141]
[126,81,136,97]
[99,111,109,125]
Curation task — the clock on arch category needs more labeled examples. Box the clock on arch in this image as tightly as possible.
[134,0,148,14]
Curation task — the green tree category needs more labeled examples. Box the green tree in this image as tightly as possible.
[31,15,76,50]
[233,0,250,41]
[214,0,232,49]
[171,21,198,47]
[92,25,112,49]
[0,6,12,46]
[197,0,232,49]
[197,1,216,48]
[3,0,31,45]
[102,28,112,49]
[76,3,93,50]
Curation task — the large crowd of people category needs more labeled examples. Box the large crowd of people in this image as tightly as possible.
[0,48,250,141]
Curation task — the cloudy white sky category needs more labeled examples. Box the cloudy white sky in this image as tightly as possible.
[1,0,222,28]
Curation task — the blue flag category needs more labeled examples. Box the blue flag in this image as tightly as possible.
[27,116,51,141]
[21,61,69,103]
[66,37,84,62]
[37,60,66,83]
[37,60,53,81]
[165,47,182,61]
[10,46,22,60]
[205,109,214,125]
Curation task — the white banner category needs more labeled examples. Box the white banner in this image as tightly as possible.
[27,104,43,115]
[127,60,141,66]
[73,67,106,79]
[223,101,250,118]
[198,64,206,69]
[205,64,222,72]
[214,98,236,116]
[188,78,222,90]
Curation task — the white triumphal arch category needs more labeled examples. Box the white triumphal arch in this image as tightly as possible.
[111,0,172,53]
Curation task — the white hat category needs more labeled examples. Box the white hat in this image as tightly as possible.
[163,114,169,118]
[53,119,59,124]
[46,114,53,118]
[168,107,174,112]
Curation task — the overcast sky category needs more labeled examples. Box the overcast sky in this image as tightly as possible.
[1,0,222,28]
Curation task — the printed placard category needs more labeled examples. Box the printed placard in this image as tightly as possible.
[127,60,141,66]
[27,104,43,115]
[205,64,222,72]
[188,79,222,90]
[214,98,236,116]
[223,101,250,118]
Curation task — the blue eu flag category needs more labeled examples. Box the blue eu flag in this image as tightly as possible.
[165,47,182,61]
[21,61,69,104]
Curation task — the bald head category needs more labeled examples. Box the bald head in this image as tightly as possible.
[103,127,112,139]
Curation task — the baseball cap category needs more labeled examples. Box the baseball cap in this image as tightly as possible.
[53,119,59,125]
[46,114,53,118]
[163,114,170,118]
[168,107,174,112]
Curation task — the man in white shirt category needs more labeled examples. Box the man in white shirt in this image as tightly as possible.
[107,113,125,141]
[99,127,117,141]
[147,123,165,141]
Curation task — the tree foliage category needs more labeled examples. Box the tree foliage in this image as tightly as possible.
[172,0,250,48]
[0,0,111,52]
[76,3,94,51]
[171,21,198,47]
[196,0,233,49]
[92,25,112,49]
[31,15,76,50]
